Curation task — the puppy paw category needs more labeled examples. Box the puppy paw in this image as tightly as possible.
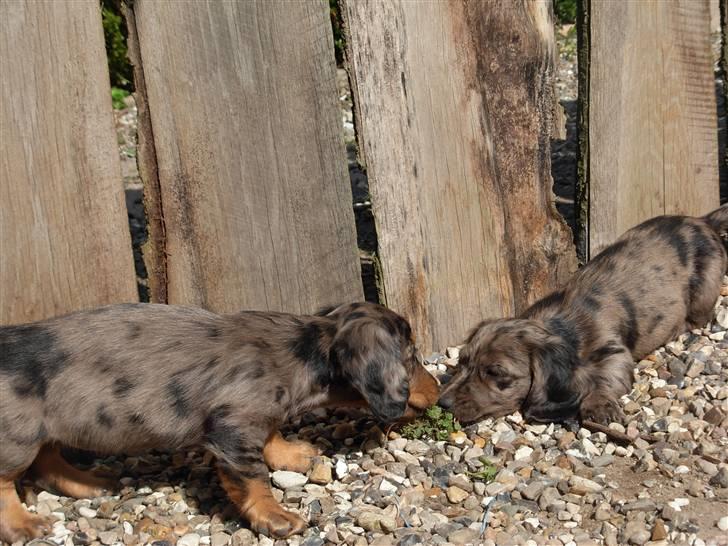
[248,503,306,538]
[264,438,320,473]
[0,511,54,544]
[580,395,624,425]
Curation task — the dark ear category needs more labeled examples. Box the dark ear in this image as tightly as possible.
[523,336,582,423]
[330,318,409,422]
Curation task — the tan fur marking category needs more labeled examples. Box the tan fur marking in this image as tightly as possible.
[217,471,306,538]
[0,473,54,543]
[263,431,319,473]
[30,444,114,498]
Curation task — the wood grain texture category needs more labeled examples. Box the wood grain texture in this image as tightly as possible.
[343,0,577,351]
[0,1,137,324]
[588,0,719,257]
[130,0,362,313]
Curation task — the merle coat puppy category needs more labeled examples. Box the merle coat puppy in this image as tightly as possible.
[0,302,439,543]
[439,206,728,425]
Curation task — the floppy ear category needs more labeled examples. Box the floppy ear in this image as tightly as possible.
[330,318,409,422]
[522,329,582,423]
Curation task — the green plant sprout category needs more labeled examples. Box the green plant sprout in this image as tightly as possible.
[400,405,461,442]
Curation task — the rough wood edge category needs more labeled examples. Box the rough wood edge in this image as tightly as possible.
[340,0,384,306]
[575,0,591,264]
[722,0,727,176]
[122,0,167,304]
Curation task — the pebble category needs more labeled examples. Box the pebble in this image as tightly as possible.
[271,470,308,489]
[309,462,333,484]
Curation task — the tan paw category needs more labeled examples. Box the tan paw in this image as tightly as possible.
[248,502,307,538]
[0,511,54,544]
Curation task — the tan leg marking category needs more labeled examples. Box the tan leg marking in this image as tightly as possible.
[263,430,319,473]
[0,473,54,543]
[217,469,306,538]
[30,445,114,498]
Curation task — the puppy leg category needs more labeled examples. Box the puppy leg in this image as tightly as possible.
[0,441,53,544]
[217,465,306,538]
[205,419,305,538]
[263,430,319,473]
[579,349,633,424]
[30,444,114,498]
[0,472,55,543]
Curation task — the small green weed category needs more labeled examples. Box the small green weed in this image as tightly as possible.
[467,459,498,484]
[111,87,130,110]
[400,405,461,442]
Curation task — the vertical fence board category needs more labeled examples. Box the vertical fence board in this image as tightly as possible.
[128,0,362,313]
[586,0,719,257]
[344,1,577,351]
[0,1,137,324]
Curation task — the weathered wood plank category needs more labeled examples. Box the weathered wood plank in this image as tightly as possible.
[128,0,362,313]
[343,0,577,350]
[587,0,719,257]
[0,1,137,324]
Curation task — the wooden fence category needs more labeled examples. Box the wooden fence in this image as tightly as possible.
[0,0,723,352]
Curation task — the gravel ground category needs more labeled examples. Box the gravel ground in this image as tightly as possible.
[15,279,728,546]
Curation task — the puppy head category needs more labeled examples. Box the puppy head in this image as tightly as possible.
[325,303,439,422]
[438,319,580,424]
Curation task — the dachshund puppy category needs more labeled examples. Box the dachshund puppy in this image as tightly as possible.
[439,205,728,425]
[0,302,439,543]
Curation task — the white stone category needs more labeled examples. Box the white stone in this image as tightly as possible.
[667,498,690,511]
[335,459,348,479]
[379,479,398,493]
[271,470,308,489]
[78,506,97,519]
[178,534,201,546]
[514,445,534,461]
[718,516,728,531]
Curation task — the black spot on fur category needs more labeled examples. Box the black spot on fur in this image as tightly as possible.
[112,377,135,397]
[96,406,114,428]
[689,228,717,304]
[523,318,582,423]
[128,322,142,340]
[207,326,221,338]
[588,341,627,363]
[0,325,68,398]
[546,316,581,354]
[167,379,191,417]
[275,386,285,403]
[204,405,243,461]
[652,265,664,273]
[128,413,145,426]
[618,294,639,351]
[363,362,406,421]
[204,356,222,372]
[96,358,113,374]
[225,365,243,382]
[639,216,689,266]
[582,295,601,313]
[251,365,265,379]
[523,290,565,317]
[646,313,664,334]
[289,322,331,386]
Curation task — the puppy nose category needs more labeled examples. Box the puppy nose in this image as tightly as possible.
[438,394,454,410]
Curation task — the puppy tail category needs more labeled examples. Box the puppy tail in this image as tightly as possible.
[703,204,728,238]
